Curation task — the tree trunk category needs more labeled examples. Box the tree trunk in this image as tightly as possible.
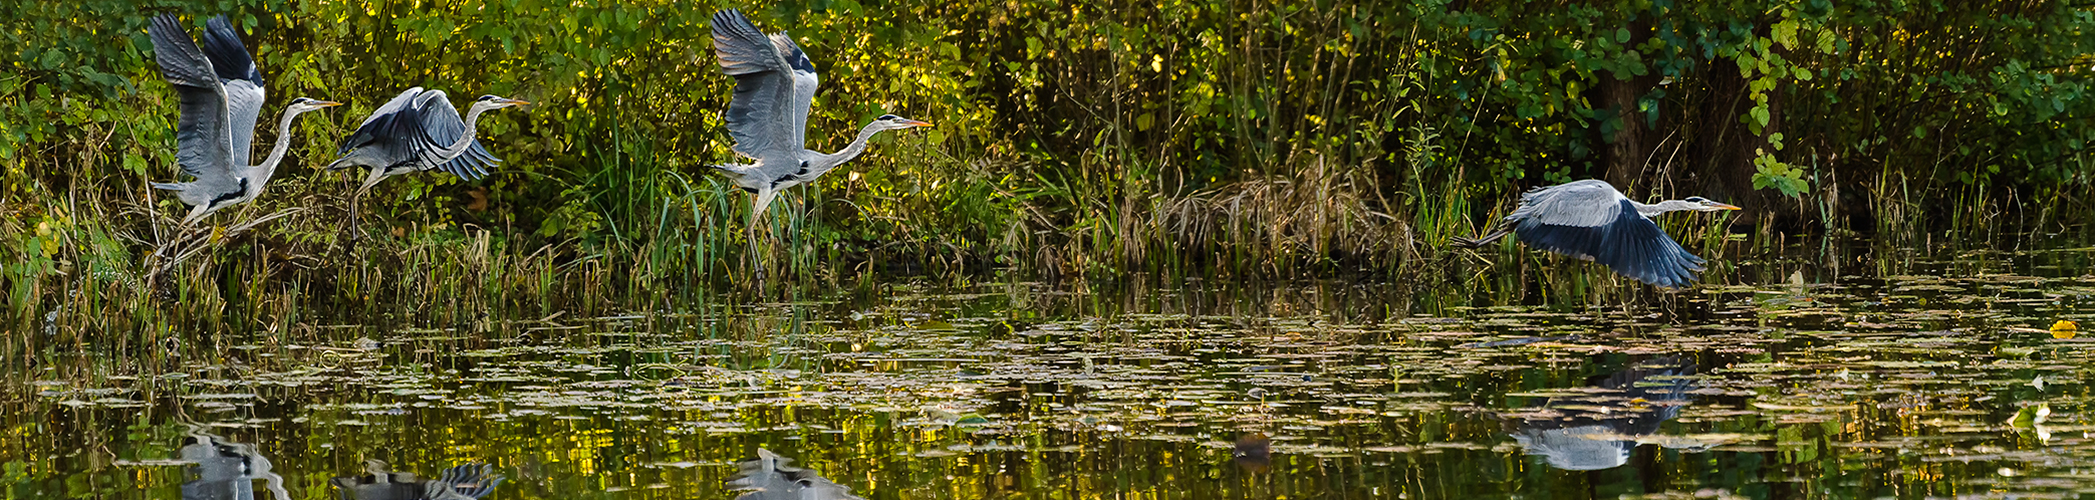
[1683,57,1797,227]
[1600,19,1657,196]
[1600,73,1654,194]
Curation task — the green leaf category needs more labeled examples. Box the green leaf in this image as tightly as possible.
[1772,19,1799,50]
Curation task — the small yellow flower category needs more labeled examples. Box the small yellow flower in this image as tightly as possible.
[2051,320,2078,339]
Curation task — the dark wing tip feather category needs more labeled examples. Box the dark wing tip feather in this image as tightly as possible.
[780,34,816,72]
[199,16,262,85]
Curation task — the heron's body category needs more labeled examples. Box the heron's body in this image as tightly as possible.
[328,88,521,196]
[146,15,339,225]
[707,9,931,224]
[1454,179,1740,288]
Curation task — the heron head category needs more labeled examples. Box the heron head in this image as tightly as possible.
[287,97,342,112]
[874,114,934,130]
[1682,196,1743,211]
[475,95,532,109]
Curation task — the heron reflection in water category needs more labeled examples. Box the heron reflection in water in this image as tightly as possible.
[729,449,864,500]
[177,423,290,500]
[1506,357,1704,471]
[328,460,505,500]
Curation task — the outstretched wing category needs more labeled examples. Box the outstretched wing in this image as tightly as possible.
[199,16,264,167]
[770,32,819,151]
[334,87,424,159]
[712,9,811,167]
[408,91,500,180]
[1512,196,1706,288]
[148,15,239,194]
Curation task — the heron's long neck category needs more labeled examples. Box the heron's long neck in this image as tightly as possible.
[1635,199,1693,217]
[814,122,887,173]
[434,104,493,160]
[245,107,310,186]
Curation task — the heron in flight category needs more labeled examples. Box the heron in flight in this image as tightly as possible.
[327,88,528,233]
[147,15,340,226]
[1453,180,1741,288]
[328,89,527,196]
[707,9,933,226]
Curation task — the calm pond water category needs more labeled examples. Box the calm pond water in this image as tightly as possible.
[10,235,2095,499]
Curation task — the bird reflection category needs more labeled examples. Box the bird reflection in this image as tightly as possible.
[328,460,505,500]
[1507,357,1699,471]
[1232,433,1272,473]
[178,424,292,500]
[728,449,865,500]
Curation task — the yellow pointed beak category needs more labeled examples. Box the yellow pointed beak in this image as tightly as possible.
[1712,202,1743,210]
[313,100,343,107]
[901,119,933,127]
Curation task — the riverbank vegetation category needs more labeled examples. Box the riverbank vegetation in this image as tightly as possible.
[4,0,2092,332]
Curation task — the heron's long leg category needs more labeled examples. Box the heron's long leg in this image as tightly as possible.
[747,188,778,287]
[350,167,387,241]
[1451,226,1515,248]
[749,188,780,228]
[179,204,211,227]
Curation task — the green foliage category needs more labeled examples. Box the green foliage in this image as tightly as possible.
[1752,148,1808,198]
[2,0,2093,325]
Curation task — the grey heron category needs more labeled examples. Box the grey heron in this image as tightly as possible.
[326,88,527,236]
[707,9,933,226]
[1453,179,1741,288]
[177,422,291,500]
[1507,358,1699,471]
[328,88,527,196]
[147,14,340,226]
[728,449,864,500]
[329,460,506,500]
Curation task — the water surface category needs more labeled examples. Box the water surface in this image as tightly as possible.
[11,236,2095,499]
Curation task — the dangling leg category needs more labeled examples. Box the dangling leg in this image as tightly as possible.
[350,167,387,242]
[153,204,212,259]
[748,187,780,286]
[1451,225,1515,248]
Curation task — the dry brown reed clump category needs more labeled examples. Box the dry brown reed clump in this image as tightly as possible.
[1032,156,1416,277]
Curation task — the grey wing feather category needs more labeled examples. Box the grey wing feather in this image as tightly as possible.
[712,9,807,168]
[148,15,239,199]
[199,16,264,167]
[1507,179,1626,228]
[329,87,425,171]
[353,88,424,137]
